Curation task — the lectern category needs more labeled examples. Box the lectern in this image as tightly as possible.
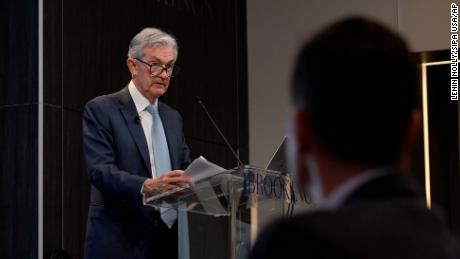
[143,166,297,259]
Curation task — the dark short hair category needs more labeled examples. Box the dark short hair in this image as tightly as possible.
[292,17,418,165]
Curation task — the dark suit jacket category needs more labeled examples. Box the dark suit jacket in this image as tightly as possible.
[82,87,190,259]
[250,172,460,259]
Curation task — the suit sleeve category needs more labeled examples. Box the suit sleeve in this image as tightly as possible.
[83,99,146,204]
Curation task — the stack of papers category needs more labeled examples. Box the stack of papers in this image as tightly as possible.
[185,156,227,183]
[143,156,227,204]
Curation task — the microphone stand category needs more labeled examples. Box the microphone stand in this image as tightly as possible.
[195,96,244,168]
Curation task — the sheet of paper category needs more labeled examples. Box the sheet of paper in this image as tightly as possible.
[185,156,227,183]
[144,156,229,216]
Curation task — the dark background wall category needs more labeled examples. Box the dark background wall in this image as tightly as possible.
[422,52,460,235]
[0,0,38,258]
[42,0,248,258]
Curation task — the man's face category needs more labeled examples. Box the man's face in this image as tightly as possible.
[128,45,175,103]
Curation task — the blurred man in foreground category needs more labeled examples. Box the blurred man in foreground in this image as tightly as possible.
[250,17,460,259]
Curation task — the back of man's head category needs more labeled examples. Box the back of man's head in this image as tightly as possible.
[292,17,418,166]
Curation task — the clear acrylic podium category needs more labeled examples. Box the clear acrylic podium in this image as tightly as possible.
[143,166,299,259]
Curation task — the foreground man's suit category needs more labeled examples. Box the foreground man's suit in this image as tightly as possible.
[250,172,460,259]
[83,86,190,259]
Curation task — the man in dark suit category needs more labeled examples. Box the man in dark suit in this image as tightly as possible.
[250,17,460,259]
[83,28,192,259]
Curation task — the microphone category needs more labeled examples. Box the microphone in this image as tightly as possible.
[195,96,244,167]
[134,115,141,124]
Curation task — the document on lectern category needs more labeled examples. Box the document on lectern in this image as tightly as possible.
[184,156,227,183]
[143,156,227,207]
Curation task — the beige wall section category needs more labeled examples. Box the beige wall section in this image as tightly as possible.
[247,0,398,167]
[398,0,455,52]
[247,0,454,167]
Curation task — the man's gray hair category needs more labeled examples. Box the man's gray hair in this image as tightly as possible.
[128,27,178,61]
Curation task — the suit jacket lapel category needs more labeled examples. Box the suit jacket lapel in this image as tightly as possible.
[117,87,152,176]
[158,102,179,170]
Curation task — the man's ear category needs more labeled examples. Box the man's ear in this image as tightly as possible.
[294,109,312,187]
[294,109,311,155]
[397,109,422,173]
[404,109,422,149]
[126,58,137,78]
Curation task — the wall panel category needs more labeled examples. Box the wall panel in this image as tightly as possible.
[0,0,38,257]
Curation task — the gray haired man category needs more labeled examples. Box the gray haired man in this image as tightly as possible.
[83,27,192,259]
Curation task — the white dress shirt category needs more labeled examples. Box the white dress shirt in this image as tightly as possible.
[128,80,158,179]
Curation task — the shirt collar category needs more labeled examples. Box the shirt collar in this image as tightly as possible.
[323,167,391,210]
[128,80,158,113]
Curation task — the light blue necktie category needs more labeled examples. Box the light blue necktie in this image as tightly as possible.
[146,104,172,176]
[146,104,176,228]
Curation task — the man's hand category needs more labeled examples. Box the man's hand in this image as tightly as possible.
[141,170,192,196]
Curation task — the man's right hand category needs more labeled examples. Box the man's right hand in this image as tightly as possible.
[141,170,192,196]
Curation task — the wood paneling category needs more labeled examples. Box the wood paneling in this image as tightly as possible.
[43,0,64,257]
[1,0,38,258]
[43,0,63,106]
[43,106,63,258]
[0,0,38,106]
[0,105,38,258]
[62,109,89,258]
